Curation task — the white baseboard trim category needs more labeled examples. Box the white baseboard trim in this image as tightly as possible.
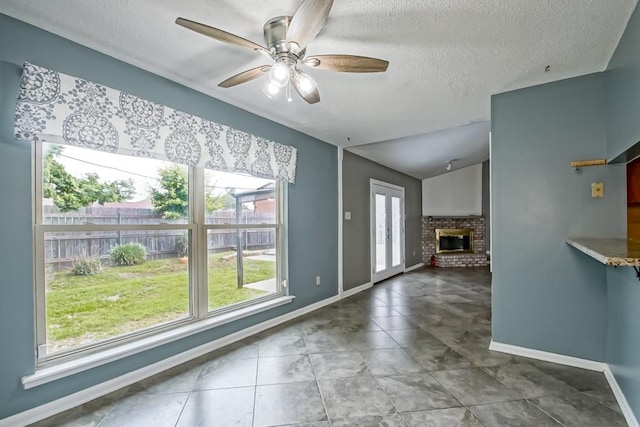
[341,282,373,299]
[404,263,425,273]
[604,365,639,427]
[0,295,340,427]
[489,340,606,372]
[490,341,639,426]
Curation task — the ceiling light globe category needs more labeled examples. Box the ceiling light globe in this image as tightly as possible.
[295,71,317,96]
[299,77,314,94]
[269,62,291,88]
[263,81,281,99]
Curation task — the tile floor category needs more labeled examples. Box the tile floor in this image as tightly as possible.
[31,267,628,427]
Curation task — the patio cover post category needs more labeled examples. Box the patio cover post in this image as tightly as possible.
[235,195,243,289]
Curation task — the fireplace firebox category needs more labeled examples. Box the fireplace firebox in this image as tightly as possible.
[436,228,473,254]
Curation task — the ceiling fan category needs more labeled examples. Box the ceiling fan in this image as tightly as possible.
[175,0,389,104]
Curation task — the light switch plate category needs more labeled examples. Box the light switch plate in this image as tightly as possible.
[344,211,351,220]
[591,182,604,198]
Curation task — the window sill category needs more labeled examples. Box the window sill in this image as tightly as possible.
[22,295,295,389]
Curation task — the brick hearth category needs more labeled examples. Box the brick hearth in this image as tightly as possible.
[422,217,487,267]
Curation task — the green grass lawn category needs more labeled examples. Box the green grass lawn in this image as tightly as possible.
[46,253,274,352]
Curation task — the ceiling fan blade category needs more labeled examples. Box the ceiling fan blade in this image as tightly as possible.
[291,77,321,104]
[303,55,389,73]
[218,66,271,88]
[286,0,334,49]
[176,17,270,56]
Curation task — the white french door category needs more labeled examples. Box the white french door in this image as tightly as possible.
[371,180,405,283]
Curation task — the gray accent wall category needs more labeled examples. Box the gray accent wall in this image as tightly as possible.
[0,14,338,419]
[491,73,625,361]
[342,151,422,290]
[604,2,640,418]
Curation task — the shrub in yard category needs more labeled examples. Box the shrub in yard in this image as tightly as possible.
[72,257,102,276]
[110,243,146,266]
[176,233,189,257]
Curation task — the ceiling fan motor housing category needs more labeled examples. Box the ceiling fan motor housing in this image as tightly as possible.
[264,16,305,63]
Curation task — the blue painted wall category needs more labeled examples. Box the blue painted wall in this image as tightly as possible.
[606,2,640,160]
[491,73,625,361]
[604,2,640,418]
[493,3,640,417]
[606,268,640,418]
[0,14,338,419]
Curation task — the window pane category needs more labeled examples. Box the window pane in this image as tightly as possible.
[207,228,277,312]
[204,170,276,225]
[43,230,190,354]
[41,143,189,224]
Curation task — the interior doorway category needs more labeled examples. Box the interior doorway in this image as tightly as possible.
[371,179,405,283]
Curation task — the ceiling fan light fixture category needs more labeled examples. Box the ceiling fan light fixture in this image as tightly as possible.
[269,62,291,88]
[176,0,389,105]
[294,70,317,96]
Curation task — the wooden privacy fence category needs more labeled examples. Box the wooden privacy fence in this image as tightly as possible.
[44,206,276,270]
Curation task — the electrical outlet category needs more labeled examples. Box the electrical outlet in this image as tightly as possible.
[316,276,321,286]
[413,251,416,256]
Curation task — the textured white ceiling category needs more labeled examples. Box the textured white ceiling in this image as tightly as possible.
[1,0,636,178]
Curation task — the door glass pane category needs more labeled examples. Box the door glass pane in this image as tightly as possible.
[207,228,278,312]
[375,194,386,272]
[392,196,401,266]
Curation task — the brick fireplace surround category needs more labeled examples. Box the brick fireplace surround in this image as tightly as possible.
[422,216,488,267]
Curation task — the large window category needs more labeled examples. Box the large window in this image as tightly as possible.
[34,143,284,363]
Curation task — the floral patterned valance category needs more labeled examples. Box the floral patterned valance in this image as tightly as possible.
[14,63,297,183]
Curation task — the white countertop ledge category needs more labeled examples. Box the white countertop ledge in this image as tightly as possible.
[566,238,640,267]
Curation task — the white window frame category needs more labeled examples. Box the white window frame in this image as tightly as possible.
[33,143,287,366]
